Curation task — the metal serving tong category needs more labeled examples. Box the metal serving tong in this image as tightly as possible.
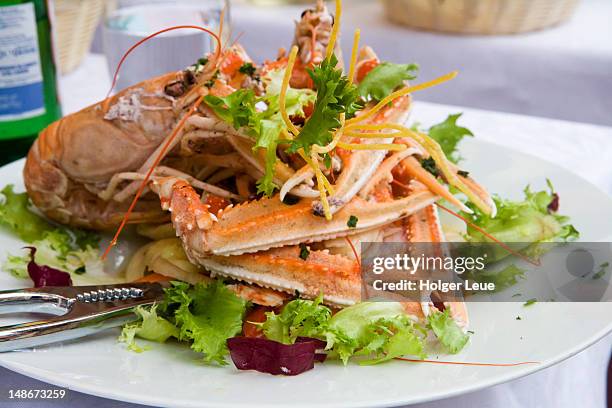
[0,283,168,353]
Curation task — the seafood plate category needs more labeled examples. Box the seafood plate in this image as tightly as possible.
[0,0,581,378]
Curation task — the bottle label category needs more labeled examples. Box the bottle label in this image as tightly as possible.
[0,3,45,122]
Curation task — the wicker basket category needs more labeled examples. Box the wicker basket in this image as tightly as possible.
[54,0,105,74]
[381,0,580,35]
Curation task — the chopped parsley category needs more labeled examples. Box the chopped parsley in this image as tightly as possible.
[299,243,310,260]
[204,70,219,88]
[239,62,257,77]
[592,262,610,280]
[420,157,440,177]
[516,316,522,320]
[347,215,358,228]
[523,298,537,307]
[74,266,86,275]
[457,170,470,178]
[191,57,209,72]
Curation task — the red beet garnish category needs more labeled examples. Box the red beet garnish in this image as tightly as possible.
[227,337,326,376]
[295,337,327,362]
[25,247,72,287]
[547,193,560,213]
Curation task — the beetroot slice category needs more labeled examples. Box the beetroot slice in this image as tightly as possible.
[25,247,72,287]
[227,337,326,376]
[547,193,560,213]
[295,337,327,362]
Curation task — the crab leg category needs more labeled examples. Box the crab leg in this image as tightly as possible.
[359,147,420,198]
[153,177,437,256]
[394,155,470,213]
[397,180,470,329]
[200,247,360,308]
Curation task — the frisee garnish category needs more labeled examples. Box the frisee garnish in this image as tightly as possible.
[121,281,247,364]
[203,70,315,196]
[462,181,579,244]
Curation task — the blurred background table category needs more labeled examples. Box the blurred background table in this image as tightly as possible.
[224,0,612,126]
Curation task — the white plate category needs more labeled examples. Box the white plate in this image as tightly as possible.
[1,139,611,408]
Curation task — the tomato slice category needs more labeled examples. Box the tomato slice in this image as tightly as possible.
[243,306,272,338]
[356,59,380,83]
[220,51,246,77]
[134,273,171,283]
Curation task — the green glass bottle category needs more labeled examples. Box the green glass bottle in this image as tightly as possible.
[0,0,61,166]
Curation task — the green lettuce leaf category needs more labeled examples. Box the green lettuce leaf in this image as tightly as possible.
[203,89,256,130]
[2,229,102,280]
[359,318,426,365]
[462,181,579,244]
[165,281,248,365]
[0,184,102,281]
[428,113,473,163]
[255,71,315,195]
[261,294,331,344]
[202,70,315,196]
[260,300,430,365]
[0,185,53,242]
[254,120,282,196]
[327,302,426,364]
[427,309,469,354]
[263,69,315,119]
[288,55,362,154]
[3,254,29,279]
[358,62,418,102]
[119,305,179,353]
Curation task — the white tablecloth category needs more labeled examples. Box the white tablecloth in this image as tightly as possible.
[231,0,612,127]
[1,54,611,407]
